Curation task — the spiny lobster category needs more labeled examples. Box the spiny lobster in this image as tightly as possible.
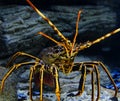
[0,0,120,101]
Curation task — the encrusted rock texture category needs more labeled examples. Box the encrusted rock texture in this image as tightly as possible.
[13,57,120,101]
[0,2,120,101]
[0,4,118,65]
[0,66,17,101]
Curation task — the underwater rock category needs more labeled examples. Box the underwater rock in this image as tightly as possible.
[0,66,17,101]
[101,69,120,92]
[17,69,120,101]
[0,55,119,101]
[15,56,120,101]
[0,4,117,65]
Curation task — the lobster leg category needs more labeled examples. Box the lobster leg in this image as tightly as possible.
[74,61,117,101]
[91,69,95,101]
[6,52,40,68]
[79,65,96,101]
[94,65,100,101]
[0,61,35,93]
[99,62,118,97]
[44,64,61,101]
[85,65,100,101]
[52,65,60,101]
[75,63,96,101]
[39,65,44,101]
[76,64,87,96]
[29,66,34,101]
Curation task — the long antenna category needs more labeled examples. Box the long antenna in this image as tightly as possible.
[79,28,120,51]
[26,0,68,43]
[71,10,82,55]
[38,32,69,54]
[92,28,120,45]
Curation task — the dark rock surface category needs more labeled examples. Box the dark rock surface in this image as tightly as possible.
[0,0,120,7]
[0,0,104,5]
[0,2,120,101]
[0,4,118,66]
[0,56,119,101]
[0,66,17,101]
[16,56,120,101]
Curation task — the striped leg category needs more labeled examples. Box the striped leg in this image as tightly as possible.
[29,66,34,101]
[73,61,117,101]
[39,65,44,101]
[29,62,40,101]
[76,63,87,96]
[94,65,100,101]
[0,61,35,93]
[50,64,60,101]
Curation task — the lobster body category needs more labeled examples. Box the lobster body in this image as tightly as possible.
[39,45,76,74]
[0,0,120,101]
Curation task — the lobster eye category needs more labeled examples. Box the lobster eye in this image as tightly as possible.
[53,46,64,54]
[54,49,60,53]
[70,56,74,60]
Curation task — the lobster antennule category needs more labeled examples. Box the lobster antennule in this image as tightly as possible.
[26,0,68,43]
[38,32,69,54]
[79,28,120,51]
[38,32,61,45]
[38,32,66,46]
[71,10,82,55]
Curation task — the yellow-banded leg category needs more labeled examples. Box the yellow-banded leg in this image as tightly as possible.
[91,70,95,101]
[0,61,36,93]
[34,64,60,101]
[39,65,44,101]
[29,66,34,101]
[0,52,40,98]
[73,61,117,101]
[29,62,41,101]
[52,65,60,101]
[27,63,45,101]
[88,64,100,101]
[29,64,46,101]
[74,63,97,101]
[83,64,100,101]
[6,52,40,68]
[76,63,87,96]
[94,65,100,101]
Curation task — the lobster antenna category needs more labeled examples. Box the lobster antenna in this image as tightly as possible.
[38,32,69,54]
[71,10,82,55]
[79,28,120,51]
[26,0,68,43]
[92,28,120,45]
